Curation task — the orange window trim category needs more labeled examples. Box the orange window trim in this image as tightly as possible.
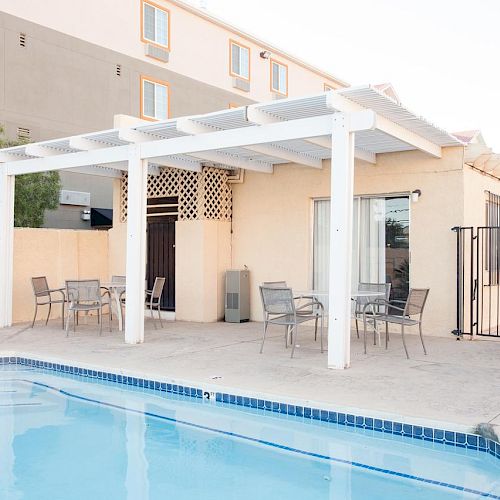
[229,39,251,82]
[270,58,288,96]
[140,75,170,121]
[140,0,171,51]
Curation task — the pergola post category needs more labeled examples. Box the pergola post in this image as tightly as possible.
[0,167,15,328]
[328,113,355,369]
[124,146,148,344]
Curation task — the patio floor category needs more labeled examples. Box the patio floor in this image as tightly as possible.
[1,317,499,435]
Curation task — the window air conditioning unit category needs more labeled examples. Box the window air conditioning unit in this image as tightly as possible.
[232,78,250,92]
[225,269,250,323]
[145,44,169,62]
[59,190,91,206]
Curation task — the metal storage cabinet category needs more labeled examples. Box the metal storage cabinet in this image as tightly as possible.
[225,269,250,323]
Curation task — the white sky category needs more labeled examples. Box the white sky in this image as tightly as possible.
[195,0,500,150]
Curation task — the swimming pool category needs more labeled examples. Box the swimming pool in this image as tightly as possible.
[0,360,499,499]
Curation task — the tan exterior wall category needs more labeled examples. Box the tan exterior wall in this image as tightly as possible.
[175,220,231,322]
[0,0,343,104]
[13,229,109,323]
[231,147,466,336]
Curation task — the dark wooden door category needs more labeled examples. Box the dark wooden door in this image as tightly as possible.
[146,197,177,311]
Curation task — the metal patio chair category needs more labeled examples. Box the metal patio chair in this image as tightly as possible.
[259,285,323,358]
[146,277,166,328]
[353,282,392,344]
[30,276,66,329]
[65,279,110,336]
[362,288,430,358]
[262,281,325,343]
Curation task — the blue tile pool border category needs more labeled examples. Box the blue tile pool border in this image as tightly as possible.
[2,355,499,462]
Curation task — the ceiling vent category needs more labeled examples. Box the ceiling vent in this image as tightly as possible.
[19,33,26,47]
[17,127,31,140]
[116,64,121,76]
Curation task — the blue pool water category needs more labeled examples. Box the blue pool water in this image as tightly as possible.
[0,365,499,499]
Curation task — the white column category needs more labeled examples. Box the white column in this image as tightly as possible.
[0,167,15,328]
[328,113,355,369]
[125,146,148,344]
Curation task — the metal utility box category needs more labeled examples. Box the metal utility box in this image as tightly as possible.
[225,269,250,323]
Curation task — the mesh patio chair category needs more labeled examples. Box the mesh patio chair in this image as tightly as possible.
[259,285,323,358]
[146,277,166,328]
[353,282,392,344]
[262,281,324,343]
[31,276,66,329]
[362,288,430,358]
[65,279,110,336]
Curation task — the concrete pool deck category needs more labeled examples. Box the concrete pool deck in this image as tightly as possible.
[1,318,499,435]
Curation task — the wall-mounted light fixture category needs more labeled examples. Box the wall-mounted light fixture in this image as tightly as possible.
[81,209,91,221]
[260,50,271,59]
[411,189,422,203]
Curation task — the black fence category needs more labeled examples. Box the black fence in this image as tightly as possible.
[453,226,500,337]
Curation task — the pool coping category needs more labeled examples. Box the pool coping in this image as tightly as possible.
[1,350,499,463]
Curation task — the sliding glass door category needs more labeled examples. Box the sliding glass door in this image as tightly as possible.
[312,196,410,300]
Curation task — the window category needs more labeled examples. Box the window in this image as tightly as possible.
[230,41,250,80]
[141,76,169,121]
[270,59,288,95]
[142,0,170,49]
[485,191,500,284]
[313,196,410,302]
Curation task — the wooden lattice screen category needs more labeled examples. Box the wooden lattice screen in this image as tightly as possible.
[120,167,232,222]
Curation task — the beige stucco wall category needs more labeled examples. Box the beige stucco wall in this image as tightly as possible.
[231,147,466,336]
[175,220,231,322]
[13,228,109,323]
[0,0,343,103]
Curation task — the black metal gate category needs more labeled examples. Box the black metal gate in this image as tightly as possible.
[454,226,500,337]
[146,197,177,310]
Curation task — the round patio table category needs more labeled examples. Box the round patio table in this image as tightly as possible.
[101,282,126,331]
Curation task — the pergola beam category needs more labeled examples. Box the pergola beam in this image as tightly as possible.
[325,92,442,158]
[246,105,377,164]
[177,117,323,169]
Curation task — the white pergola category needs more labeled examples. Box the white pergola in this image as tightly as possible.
[0,85,463,369]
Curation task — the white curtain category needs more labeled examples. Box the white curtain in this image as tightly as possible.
[313,198,386,293]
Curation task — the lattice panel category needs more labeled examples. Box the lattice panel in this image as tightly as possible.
[120,167,232,223]
[200,167,232,221]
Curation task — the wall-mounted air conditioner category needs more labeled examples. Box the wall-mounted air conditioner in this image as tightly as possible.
[59,190,91,206]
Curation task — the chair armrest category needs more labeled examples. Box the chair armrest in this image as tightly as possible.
[48,288,66,298]
[362,300,405,314]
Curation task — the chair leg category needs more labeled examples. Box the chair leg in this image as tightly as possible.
[157,303,163,328]
[99,309,103,336]
[284,326,288,348]
[363,314,368,354]
[45,302,52,325]
[401,324,409,359]
[373,319,377,346]
[355,317,360,339]
[150,303,156,329]
[260,322,269,353]
[419,322,427,355]
[65,309,71,337]
[61,301,65,330]
[73,311,76,333]
[291,325,299,358]
[31,303,38,328]
[320,312,324,353]
[385,322,389,349]
[314,317,318,341]
[109,306,112,332]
